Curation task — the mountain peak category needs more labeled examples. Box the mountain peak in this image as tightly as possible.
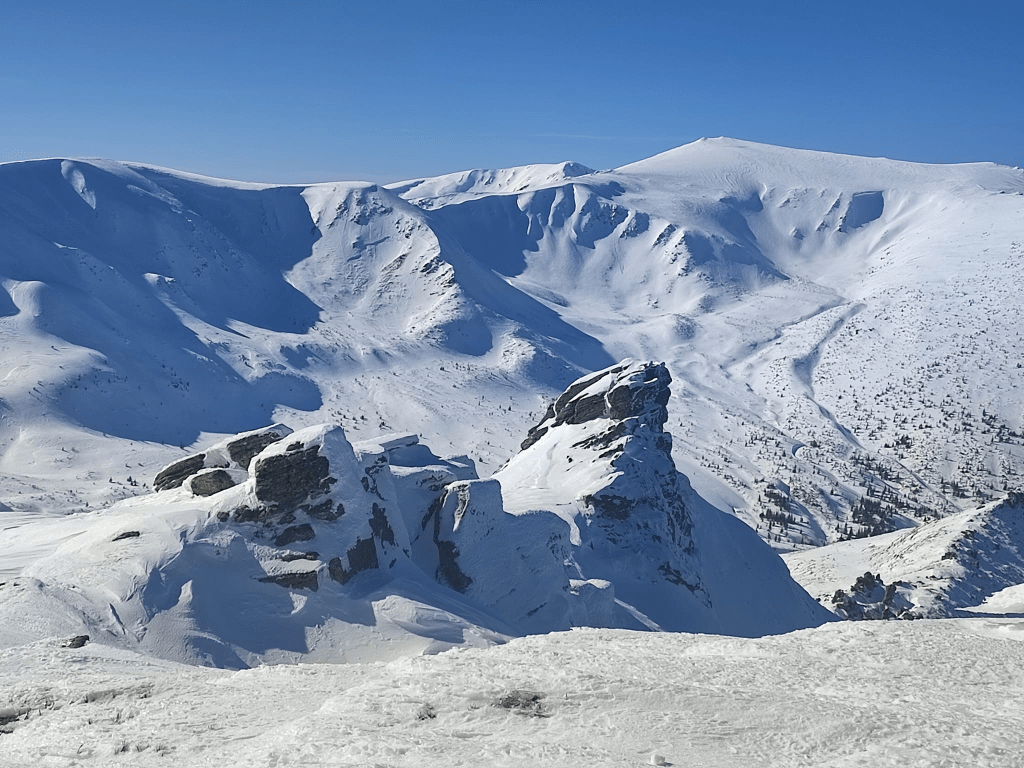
[520,360,671,450]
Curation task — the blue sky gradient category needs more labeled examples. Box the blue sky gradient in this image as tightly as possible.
[2,0,1021,183]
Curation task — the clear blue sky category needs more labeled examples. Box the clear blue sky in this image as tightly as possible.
[2,0,1021,183]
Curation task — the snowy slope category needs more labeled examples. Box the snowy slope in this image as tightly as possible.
[784,491,1024,617]
[2,618,1023,767]
[1,140,1023,558]
[393,138,1024,550]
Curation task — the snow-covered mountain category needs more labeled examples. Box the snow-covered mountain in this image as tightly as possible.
[0,361,829,666]
[2,139,1023,556]
[3,138,1024,762]
[784,491,1024,619]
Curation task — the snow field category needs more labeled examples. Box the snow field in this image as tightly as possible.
[2,619,1023,767]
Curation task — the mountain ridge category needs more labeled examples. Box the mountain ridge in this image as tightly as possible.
[0,139,1022,561]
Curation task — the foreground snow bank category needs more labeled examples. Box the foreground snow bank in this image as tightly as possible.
[1,619,1022,767]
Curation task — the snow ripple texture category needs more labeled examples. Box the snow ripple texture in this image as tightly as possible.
[1,620,1022,767]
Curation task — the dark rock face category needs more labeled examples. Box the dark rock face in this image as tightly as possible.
[154,454,207,491]
[254,446,335,510]
[280,551,319,562]
[259,571,319,592]
[227,428,288,470]
[582,492,633,521]
[369,503,396,545]
[305,499,342,521]
[521,362,671,450]
[437,539,472,592]
[328,538,379,585]
[189,469,236,497]
[111,530,141,542]
[274,523,315,547]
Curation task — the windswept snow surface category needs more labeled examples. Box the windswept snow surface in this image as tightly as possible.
[2,619,1023,767]
[1,139,1024,555]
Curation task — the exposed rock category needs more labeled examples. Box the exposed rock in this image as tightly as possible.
[111,530,141,542]
[62,635,90,649]
[274,523,315,547]
[369,503,396,545]
[280,551,319,562]
[254,445,335,511]
[259,571,319,592]
[328,538,379,585]
[154,454,206,491]
[226,425,290,471]
[189,469,236,497]
[493,690,547,717]
[229,505,269,524]
[437,538,472,593]
[304,499,342,521]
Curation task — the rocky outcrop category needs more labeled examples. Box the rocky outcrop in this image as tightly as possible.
[153,424,292,493]
[189,469,236,497]
[254,445,335,509]
[815,492,1024,620]
[154,454,208,491]
[227,427,291,471]
[273,523,315,547]
[520,361,671,450]
[202,425,413,598]
[516,361,703,598]
[259,571,319,591]
[491,359,832,635]
[831,572,914,620]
